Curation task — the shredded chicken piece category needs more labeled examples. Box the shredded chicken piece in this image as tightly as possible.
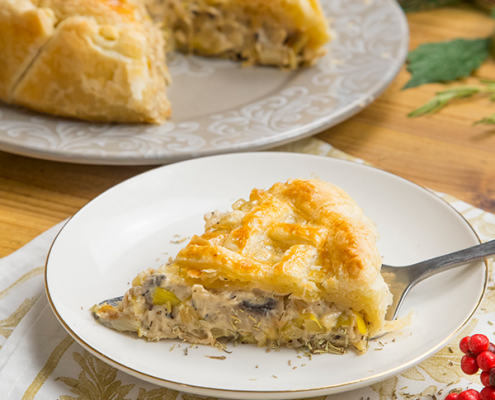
[145,0,328,68]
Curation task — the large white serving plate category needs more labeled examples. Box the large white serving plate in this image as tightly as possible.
[0,0,408,165]
[45,153,487,399]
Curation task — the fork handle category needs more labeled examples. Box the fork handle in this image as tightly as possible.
[407,239,495,286]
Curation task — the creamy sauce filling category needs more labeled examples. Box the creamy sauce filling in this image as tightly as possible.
[146,0,322,68]
[93,270,369,353]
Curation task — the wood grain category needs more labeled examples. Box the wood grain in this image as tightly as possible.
[1,4,495,258]
[0,153,153,257]
[318,4,495,213]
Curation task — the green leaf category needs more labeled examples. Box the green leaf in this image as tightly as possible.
[478,78,495,85]
[403,38,491,89]
[408,85,483,117]
[474,112,495,125]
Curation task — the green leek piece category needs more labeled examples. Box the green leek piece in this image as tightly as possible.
[152,287,180,307]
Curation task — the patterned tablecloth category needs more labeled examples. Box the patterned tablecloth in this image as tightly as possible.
[0,138,494,400]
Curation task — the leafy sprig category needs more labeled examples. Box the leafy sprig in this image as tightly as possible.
[408,81,495,125]
[407,86,484,117]
[473,113,495,125]
[404,38,492,89]
[403,11,495,125]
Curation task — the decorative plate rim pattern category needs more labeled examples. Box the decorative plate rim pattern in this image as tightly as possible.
[0,0,409,165]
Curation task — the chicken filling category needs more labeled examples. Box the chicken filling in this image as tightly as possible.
[92,269,370,353]
[146,0,325,68]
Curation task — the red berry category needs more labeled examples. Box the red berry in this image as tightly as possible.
[479,351,495,371]
[461,337,471,354]
[489,368,495,386]
[458,389,481,400]
[481,371,491,386]
[481,386,495,400]
[489,343,495,353]
[470,334,490,354]
[461,355,479,375]
[445,394,459,400]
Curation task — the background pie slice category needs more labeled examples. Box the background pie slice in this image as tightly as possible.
[0,0,330,123]
[148,0,331,68]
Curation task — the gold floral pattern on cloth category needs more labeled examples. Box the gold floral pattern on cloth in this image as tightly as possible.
[23,334,75,400]
[479,289,495,314]
[56,350,180,400]
[398,319,480,391]
[0,296,40,343]
[0,267,44,302]
[52,348,327,400]
[0,138,494,400]
[0,264,46,349]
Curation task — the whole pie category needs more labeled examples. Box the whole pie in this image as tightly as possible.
[0,0,330,123]
[92,179,393,354]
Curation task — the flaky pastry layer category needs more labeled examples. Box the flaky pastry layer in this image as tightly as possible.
[1,0,170,123]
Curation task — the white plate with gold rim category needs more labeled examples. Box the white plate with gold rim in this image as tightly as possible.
[45,153,487,399]
[0,0,408,165]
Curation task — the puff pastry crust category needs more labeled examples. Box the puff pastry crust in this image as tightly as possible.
[1,0,171,123]
[0,0,330,123]
[92,179,393,354]
[0,0,56,102]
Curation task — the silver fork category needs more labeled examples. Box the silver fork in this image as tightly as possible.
[382,240,495,321]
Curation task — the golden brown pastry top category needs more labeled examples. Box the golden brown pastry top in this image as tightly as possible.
[35,0,148,25]
[166,179,392,335]
[0,0,56,101]
[172,178,380,297]
[0,0,170,123]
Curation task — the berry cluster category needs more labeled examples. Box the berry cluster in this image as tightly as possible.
[445,334,495,400]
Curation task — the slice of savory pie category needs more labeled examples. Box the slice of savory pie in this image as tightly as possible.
[147,0,331,68]
[92,179,394,354]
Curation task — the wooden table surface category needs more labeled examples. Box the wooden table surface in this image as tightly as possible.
[1,4,495,258]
